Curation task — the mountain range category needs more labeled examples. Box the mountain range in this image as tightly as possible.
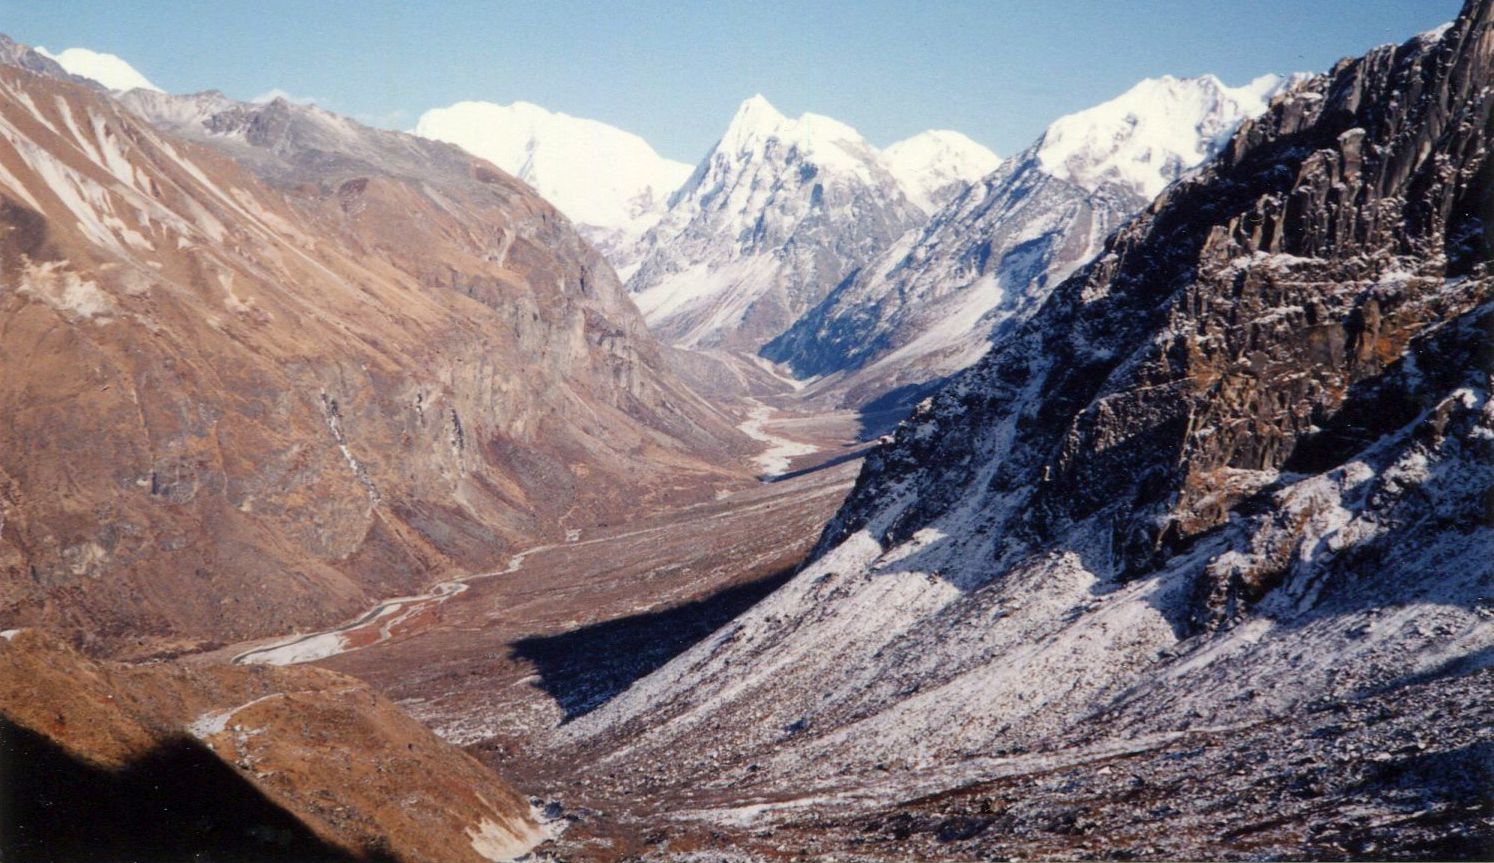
[413,76,1309,407]
[557,9,1492,857]
[767,72,1306,410]
[3,4,1488,860]
[35,42,1307,415]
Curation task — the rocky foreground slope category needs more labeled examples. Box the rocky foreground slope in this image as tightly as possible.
[0,44,748,657]
[557,4,1492,856]
[0,628,546,862]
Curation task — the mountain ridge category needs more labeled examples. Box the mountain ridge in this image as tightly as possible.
[0,46,749,657]
[766,72,1307,410]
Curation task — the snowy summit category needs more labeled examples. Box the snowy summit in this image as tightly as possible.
[1037,73,1300,198]
[413,100,692,260]
[881,130,1000,213]
[37,46,162,93]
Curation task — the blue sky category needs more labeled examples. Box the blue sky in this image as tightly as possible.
[4,1,1463,162]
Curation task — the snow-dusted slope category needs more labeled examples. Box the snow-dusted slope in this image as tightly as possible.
[35,46,161,93]
[881,129,999,213]
[768,74,1301,409]
[414,100,691,267]
[564,6,1493,819]
[626,95,926,351]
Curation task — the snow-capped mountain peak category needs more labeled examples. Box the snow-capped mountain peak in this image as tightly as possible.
[765,71,1308,409]
[882,129,1000,213]
[413,99,693,264]
[713,94,876,183]
[626,95,925,350]
[36,46,162,93]
[1036,72,1300,198]
[720,93,787,144]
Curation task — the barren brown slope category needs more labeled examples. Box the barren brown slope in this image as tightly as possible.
[0,55,750,658]
[0,628,546,862]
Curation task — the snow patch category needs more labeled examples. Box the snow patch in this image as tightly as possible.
[16,260,115,321]
[465,814,548,862]
[237,631,348,666]
[737,400,819,479]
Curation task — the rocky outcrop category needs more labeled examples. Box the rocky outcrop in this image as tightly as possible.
[831,10,1491,572]
[0,56,748,655]
[559,7,1492,851]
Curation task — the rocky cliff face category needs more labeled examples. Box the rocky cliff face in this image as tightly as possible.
[561,3,1492,835]
[766,74,1301,410]
[0,56,747,656]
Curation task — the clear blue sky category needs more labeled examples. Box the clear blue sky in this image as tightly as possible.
[2,0,1464,162]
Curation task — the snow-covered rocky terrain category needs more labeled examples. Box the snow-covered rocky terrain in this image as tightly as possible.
[625,95,989,352]
[414,100,693,268]
[767,73,1307,410]
[557,7,1493,856]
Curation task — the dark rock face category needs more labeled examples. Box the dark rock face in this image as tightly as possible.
[828,4,1492,584]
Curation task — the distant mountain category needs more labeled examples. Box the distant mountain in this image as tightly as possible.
[881,129,999,214]
[767,73,1304,409]
[35,45,162,92]
[1037,73,1297,198]
[414,100,692,269]
[625,95,928,352]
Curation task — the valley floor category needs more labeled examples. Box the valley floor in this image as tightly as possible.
[196,399,1493,862]
[213,402,868,776]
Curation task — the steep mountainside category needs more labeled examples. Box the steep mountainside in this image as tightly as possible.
[413,100,693,270]
[563,8,1492,851]
[767,74,1302,408]
[625,95,928,352]
[0,49,748,657]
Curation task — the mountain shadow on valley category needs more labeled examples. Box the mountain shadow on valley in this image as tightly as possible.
[855,377,951,440]
[0,716,392,863]
[511,568,798,721]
